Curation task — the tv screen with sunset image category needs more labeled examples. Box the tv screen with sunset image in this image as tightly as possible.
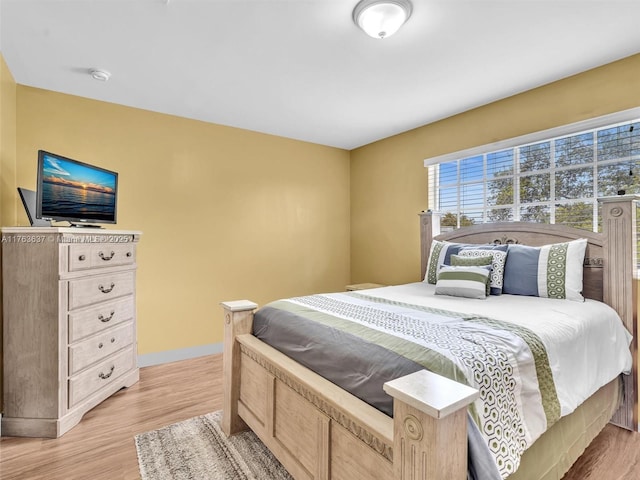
[36,150,118,224]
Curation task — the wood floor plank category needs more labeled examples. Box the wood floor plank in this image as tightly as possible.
[0,354,637,480]
[0,354,220,480]
[561,423,640,480]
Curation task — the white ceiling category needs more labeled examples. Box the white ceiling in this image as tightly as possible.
[1,0,639,150]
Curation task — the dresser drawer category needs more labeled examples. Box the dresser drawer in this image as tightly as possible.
[68,297,134,343]
[69,322,134,376]
[68,345,136,409]
[68,244,136,272]
[68,271,134,310]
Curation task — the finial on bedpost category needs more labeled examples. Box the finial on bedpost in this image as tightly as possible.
[420,210,441,281]
[221,300,258,436]
[384,370,479,480]
[599,195,639,431]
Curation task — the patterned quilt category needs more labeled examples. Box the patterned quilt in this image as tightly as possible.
[253,291,561,479]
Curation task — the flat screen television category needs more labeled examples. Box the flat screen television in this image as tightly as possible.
[36,150,118,226]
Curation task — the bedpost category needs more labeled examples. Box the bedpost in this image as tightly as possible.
[221,300,258,436]
[384,370,479,480]
[420,211,441,281]
[600,195,639,431]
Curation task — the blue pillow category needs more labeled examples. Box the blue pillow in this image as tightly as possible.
[502,239,587,301]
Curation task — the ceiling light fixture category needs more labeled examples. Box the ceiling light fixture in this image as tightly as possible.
[89,69,111,82]
[353,0,412,39]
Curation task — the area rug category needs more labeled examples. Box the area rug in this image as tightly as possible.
[135,411,293,480]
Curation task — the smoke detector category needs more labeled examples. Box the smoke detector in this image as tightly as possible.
[89,69,111,82]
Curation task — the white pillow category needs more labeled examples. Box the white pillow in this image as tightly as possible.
[459,248,508,295]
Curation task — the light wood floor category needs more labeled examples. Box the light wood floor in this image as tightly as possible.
[0,355,220,480]
[0,354,638,480]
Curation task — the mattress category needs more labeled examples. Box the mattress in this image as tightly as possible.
[359,283,632,416]
[252,282,632,479]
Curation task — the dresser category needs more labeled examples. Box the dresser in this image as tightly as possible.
[1,227,141,438]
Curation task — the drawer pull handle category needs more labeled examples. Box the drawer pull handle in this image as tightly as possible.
[99,251,116,261]
[126,252,132,257]
[111,337,115,343]
[78,254,86,261]
[98,311,115,323]
[98,342,104,349]
[99,283,115,294]
[98,366,115,380]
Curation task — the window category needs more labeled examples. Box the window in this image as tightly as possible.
[426,113,640,232]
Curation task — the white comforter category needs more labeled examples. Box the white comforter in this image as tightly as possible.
[362,282,633,418]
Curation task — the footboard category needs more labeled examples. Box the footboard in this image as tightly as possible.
[222,301,479,480]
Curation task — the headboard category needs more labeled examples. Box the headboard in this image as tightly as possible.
[421,221,605,302]
[419,196,638,431]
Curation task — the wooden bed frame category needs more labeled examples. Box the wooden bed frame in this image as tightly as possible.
[222,196,638,480]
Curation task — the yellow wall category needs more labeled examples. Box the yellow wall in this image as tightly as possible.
[350,53,640,285]
[0,52,17,413]
[15,87,351,354]
[1,53,17,228]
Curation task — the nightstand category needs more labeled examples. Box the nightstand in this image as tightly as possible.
[345,282,385,291]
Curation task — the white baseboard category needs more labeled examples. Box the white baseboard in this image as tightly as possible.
[137,343,223,368]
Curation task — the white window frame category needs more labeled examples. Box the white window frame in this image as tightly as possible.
[425,107,640,232]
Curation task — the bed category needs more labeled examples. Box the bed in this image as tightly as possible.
[221,196,638,480]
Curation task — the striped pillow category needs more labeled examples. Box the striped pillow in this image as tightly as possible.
[450,254,493,296]
[435,265,491,299]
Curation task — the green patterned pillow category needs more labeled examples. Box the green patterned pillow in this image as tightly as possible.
[450,254,493,296]
[435,265,491,299]
[459,248,508,295]
[424,240,470,284]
